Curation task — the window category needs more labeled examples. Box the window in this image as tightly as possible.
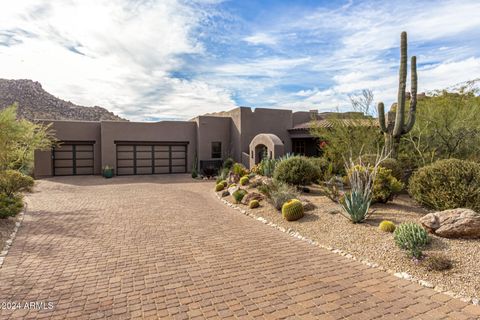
[211,141,222,159]
[293,140,306,155]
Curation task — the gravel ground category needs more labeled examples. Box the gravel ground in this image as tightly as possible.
[222,184,480,300]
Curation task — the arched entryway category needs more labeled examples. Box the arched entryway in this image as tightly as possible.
[249,133,284,169]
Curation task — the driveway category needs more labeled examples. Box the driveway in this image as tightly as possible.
[0,175,478,319]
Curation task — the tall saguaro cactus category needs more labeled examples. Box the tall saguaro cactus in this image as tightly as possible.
[377,31,417,158]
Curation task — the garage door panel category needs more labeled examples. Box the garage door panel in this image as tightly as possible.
[53,143,94,176]
[76,167,94,175]
[154,166,170,174]
[155,159,169,166]
[116,143,187,175]
[54,159,73,167]
[117,167,134,175]
[54,167,74,176]
[172,158,186,166]
[76,159,94,167]
[136,167,153,175]
[172,166,186,173]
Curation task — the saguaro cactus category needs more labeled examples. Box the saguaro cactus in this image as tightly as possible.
[377,31,417,158]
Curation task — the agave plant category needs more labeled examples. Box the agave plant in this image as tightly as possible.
[340,150,388,223]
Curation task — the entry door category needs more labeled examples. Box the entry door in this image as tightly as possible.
[53,142,94,176]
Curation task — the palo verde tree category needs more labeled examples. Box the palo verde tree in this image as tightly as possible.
[377,31,417,158]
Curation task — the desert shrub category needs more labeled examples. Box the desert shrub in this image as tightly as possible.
[408,159,480,211]
[232,189,247,203]
[216,167,230,183]
[215,183,225,192]
[239,176,249,186]
[423,254,453,271]
[273,156,320,186]
[281,199,304,221]
[371,167,403,203]
[308,157,333,182]
[0,170,34,197]
[232,163,247,177]
[346,165,403,204]
[268,181,300,210]
[0,194,24,219]
[362,155,403,181]
[249,199,260,209]
[394,223,430,258]
[223,158,234,170]
[379,220,396,232]
[257,156,277,177]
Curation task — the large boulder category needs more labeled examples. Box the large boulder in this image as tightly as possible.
[420,208,480,239]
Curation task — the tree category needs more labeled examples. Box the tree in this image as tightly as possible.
[400,89,480,167]
[0,104,55,173]
[310,89,382,173]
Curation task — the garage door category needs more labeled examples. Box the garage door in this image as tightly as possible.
[52,142,95,176]
[116,142,187,175]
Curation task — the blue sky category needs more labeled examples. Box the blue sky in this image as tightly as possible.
[1,0,480,121]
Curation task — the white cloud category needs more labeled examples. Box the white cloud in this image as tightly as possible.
[0,0,232,120]
[243,33,277,46]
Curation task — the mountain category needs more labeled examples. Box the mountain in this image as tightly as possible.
[0,79,126,121]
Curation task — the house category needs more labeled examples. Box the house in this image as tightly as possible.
[33,106,362,177]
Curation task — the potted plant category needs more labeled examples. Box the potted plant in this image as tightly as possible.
[102,165,114,178]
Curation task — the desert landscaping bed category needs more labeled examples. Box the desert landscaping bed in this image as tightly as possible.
[217,184,480,302]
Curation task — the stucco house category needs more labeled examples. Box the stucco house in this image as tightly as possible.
[34,106,360,177]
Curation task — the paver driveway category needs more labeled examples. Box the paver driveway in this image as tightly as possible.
[0,175,479,319]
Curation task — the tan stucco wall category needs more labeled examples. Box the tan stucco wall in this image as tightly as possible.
[195,116,231,162]
[100,121,197,173]
[239,108,292,167]
[34,121,102,178]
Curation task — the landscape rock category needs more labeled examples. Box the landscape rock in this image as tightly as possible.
[300,198,316,211]
[241,192,264,205]
[420,208,480,239]
[221,190,229,197]
[227,185,239,195]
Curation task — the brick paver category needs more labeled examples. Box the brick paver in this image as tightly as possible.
[0,175,478,319]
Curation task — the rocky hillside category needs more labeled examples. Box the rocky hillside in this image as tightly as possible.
[0,79,125,121]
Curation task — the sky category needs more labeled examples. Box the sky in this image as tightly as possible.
[1,0,480,121]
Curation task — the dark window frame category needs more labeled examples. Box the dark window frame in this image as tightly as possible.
[211,141,222,159]
[293,140,307,155]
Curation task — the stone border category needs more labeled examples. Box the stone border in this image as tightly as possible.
[0,205,26,269]
[215,192,479,306]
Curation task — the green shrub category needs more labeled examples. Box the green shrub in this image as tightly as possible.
[223,158,234,170]
[239,176,249,186]
[232,189,247,203]
[379,220,396,232]
[308,157,332,182]
[346,165,403,204]
[0,170,34,197]
[362,155,403,181]
[215,183,225,192]
[372,167,404,203]
[394,223,430,258]
[281,199,304,221]
[0,194,24,219]
[232,163,247,177]
[408,159,480,211]
[268,181,300,210]
[216,167,230,183]
[249,199,260,209]
[273,156,320,186]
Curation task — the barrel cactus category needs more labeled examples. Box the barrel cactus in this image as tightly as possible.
[249,199,260,209]
[281,199,304,221]
[232,189,247,203]
[394,222,430,258]
[379,220,396,233]
[215,183,225,192]
[240,176,249,186]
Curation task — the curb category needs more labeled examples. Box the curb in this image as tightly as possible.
[0,204,27,269]
[215,192,479,306]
